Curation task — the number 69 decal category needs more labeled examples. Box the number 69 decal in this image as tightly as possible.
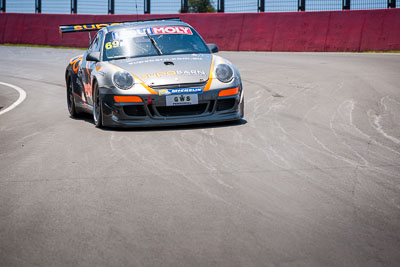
[105,40,120,49]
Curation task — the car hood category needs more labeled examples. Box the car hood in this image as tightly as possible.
[110,54,212,86]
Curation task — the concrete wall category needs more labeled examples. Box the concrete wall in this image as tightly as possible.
[1,9,399,51]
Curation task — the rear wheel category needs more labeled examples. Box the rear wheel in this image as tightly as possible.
[93,82,103,128]
[66,74,79,117]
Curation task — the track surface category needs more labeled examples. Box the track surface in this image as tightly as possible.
[1,47,399,267]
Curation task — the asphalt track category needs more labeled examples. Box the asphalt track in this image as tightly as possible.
[0,46,399,267]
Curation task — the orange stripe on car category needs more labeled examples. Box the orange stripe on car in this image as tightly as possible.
[204,56,214,91]
[73,92,85,102]
[114,96,143,103]
[96,66,102,71]
[218,87,239,97]
[110,64,120,71]
[132,75,158,95]
[86,61,90,76]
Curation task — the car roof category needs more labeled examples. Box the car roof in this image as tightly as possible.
[106,20,190,32]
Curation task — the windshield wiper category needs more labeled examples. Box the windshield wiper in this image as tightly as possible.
[111,56,128,60]
[145,29,162,55]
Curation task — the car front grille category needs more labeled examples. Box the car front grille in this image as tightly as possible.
[216,98,236,111]
[123,105,146,116]
[150,81,207,90]
[155,104,208,117]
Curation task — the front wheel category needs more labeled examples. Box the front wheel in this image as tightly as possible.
[66,74,79,117]
[93,82,103,128]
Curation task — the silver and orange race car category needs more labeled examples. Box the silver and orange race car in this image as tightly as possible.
[60,18,244,128]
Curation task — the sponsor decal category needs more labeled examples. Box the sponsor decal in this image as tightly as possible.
[73,23,121,31]
[176,70,206,76]
[112,27,192,39]
[141,70,206,79]
[141,70,177,79]
[129,57,203,65]
[112,29,145,39]
[152,27,192,35]
[69,56,83,74]
[159,87,203,96]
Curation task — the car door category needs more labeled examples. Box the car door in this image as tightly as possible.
[81,31,104,106]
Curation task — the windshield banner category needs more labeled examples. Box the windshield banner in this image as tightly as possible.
[113,27,193,39]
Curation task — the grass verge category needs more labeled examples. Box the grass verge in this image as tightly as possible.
[362,50,400,53]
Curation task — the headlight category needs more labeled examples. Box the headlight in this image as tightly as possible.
[215,64,233,83]
[113,71,134,90]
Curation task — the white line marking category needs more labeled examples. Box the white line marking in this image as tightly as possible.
[0,82,27,116]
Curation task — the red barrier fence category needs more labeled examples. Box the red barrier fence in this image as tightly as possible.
[1,9,399,52]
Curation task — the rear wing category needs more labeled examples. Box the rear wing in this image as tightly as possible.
[59,22,121,34]
[59,17,182,35]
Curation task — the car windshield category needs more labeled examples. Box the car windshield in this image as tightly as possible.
[103,26,210,61]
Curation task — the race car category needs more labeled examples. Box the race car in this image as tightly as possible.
[60,18,244,128]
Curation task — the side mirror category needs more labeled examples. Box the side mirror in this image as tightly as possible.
[86,51,100,62]
[207,44,219,53]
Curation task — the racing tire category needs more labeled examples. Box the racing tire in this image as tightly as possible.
[93,82,103,128]
[66,74,80,117]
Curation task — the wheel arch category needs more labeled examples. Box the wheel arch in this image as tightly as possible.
[65,66,72,83]
[91,75,99,92]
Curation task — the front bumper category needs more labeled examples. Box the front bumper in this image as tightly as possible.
[99,87,243,127]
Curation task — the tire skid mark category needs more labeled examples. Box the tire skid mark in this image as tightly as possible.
[250,122,292,169]
[4,162,400,185]
[270,79,396,180]
[367,96,400,145]
[330,100,370,167]
[242,78,283,97]
[304,104,358,167]
[192,131,235,190]
[273,93,399,213]
[330,100,400,180]
[332,97,400,158]
[276,118,336,160]
[255,117,357,213]
[244,81,319,169]
[271,82,347,165]
[246,84,273,124]
[110,132,231,204]
[198,128,235,189]
[355,118,400,157]
[171,133,232,204]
